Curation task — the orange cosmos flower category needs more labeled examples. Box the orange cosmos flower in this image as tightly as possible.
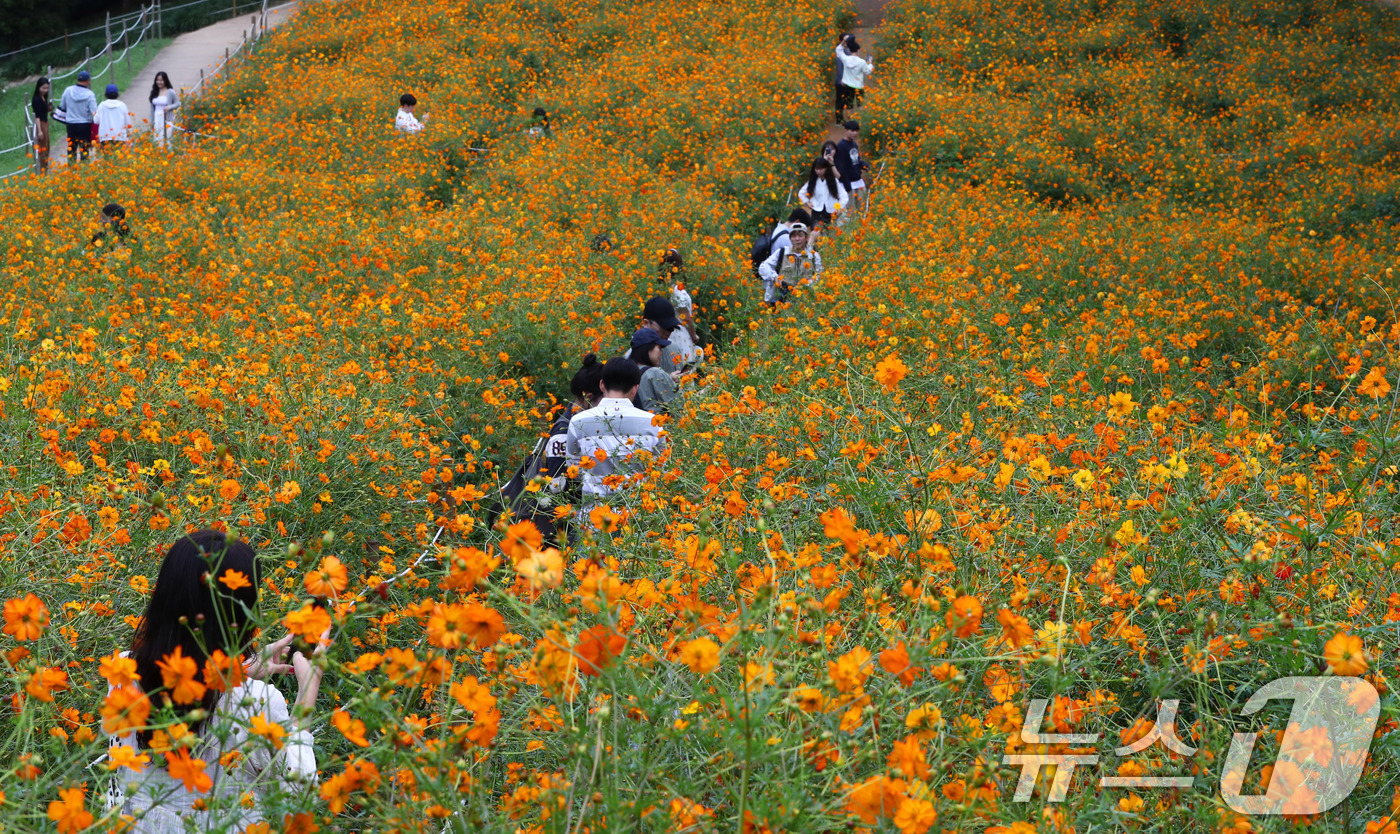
[218,479,241,500]
[157,646,207,705]
[304,555,349,598]
[574,625,627,676]
[332,709,370,747]
[1359,366,1391,399]
[515,547,564,591]
[250,713,287,750]
[874,353,909,392]
[218,569,252,591]
[284,603,332,645]
[99,651,138,688]
[3,593,50,641]
[101,685,152,735]
[946,595,984,637]
[678,637,720,674]
[25,666,70,702]
[461,603,507,649]
[1324,631,1369,676]
[500,520,544,560]
[203,650,245,693]
[165,748,213,793]
[47,786,93,834]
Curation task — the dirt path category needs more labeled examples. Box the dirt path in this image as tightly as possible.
[120,4,296,135]
[827,0,891,141]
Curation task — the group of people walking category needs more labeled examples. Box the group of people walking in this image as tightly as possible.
[29,70,180,173]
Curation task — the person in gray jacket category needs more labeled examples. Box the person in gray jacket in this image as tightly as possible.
[631,328,681,415]
[59,71,98,163]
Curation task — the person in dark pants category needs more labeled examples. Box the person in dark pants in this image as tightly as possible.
[31,77,54,174]
[835,120,870,213]
[59,71,98,163]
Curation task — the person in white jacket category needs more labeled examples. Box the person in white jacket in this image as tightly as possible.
[797,156,850,228]
[95,84,133,152]
[101,530,324,830]
[835,35,873,121]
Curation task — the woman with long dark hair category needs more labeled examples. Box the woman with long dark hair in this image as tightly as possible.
[149,71,179,146]
[106,529,322,828]
[31,77,53,173]
[797,155,850,227]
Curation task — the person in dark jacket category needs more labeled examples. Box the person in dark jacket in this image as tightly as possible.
[32,77,53,174]
[835,120,870,213]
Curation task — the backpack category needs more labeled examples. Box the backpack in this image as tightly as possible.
[750,225,788,278]
[485,436,562,545]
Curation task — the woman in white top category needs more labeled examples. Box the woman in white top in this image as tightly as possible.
[149,72,179,147]
[797,156,850,227]
[103,530,323,830]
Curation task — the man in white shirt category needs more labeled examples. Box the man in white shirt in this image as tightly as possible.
[565,358,668,509]
[395,93,428,133]
[835,36,874,121]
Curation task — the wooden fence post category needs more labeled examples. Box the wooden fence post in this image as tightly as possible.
[157,0,163,40]
[105,13,114,84]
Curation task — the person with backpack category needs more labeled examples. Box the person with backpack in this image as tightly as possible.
[835,120,870,213]
[757,221,822,305]
[565,357,668,511]
[631,328,681,415]
[491,354,606,545]
[749,208,811,282]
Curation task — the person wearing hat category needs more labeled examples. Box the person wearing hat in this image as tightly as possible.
[757,221,822,305]
[95,83,133,152]
[657,249,705,371]
[59,71,98,163]
[627,296,691,375]
[630,328,681,415]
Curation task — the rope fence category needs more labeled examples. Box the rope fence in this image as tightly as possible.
[0,0,297,182]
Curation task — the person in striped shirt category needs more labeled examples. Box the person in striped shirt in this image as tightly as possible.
[565,357,668,506]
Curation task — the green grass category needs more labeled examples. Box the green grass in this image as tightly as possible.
[0,37,174,176]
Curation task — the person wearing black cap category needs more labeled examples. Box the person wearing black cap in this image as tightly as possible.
[90,203,130,248]
[631,328,681,415]
[95,84,133,152]
[59,71,98,163]
[835,120,870,213]
[628,296,689,375]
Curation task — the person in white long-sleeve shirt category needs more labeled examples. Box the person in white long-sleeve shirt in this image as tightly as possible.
[95,84,133,151]
[565,358,668,511]
[102,530,323,831]
[797,156,850,227]
[396,93,428,133]
[834,35,873,120]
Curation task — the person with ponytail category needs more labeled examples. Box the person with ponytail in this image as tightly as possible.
[105,529,323,829]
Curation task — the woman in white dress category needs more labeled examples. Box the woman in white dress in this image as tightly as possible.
[103,529,324,830]
[149,72,179,147]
